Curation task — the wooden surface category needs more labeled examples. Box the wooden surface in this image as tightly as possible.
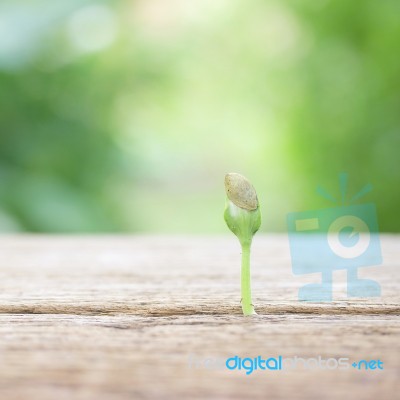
[0,234,398,400]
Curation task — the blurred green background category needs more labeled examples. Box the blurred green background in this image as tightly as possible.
[0,0,399,233]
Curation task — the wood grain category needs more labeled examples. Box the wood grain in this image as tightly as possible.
[0,235,398,400]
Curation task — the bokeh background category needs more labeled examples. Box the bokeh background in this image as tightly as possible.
[0,0,399,233]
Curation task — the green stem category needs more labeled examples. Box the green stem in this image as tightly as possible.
[241,241,256,315]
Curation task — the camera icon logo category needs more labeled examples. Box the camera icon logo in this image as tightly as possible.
[287,174,382,302]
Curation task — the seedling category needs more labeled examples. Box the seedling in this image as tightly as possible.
[224,173,261,316]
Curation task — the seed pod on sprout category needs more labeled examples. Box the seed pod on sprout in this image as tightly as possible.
[224,173,261,316]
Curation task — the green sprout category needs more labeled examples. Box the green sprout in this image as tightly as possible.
[224,173,261,316]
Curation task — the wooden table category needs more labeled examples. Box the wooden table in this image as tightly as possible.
[0,235,398,399]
